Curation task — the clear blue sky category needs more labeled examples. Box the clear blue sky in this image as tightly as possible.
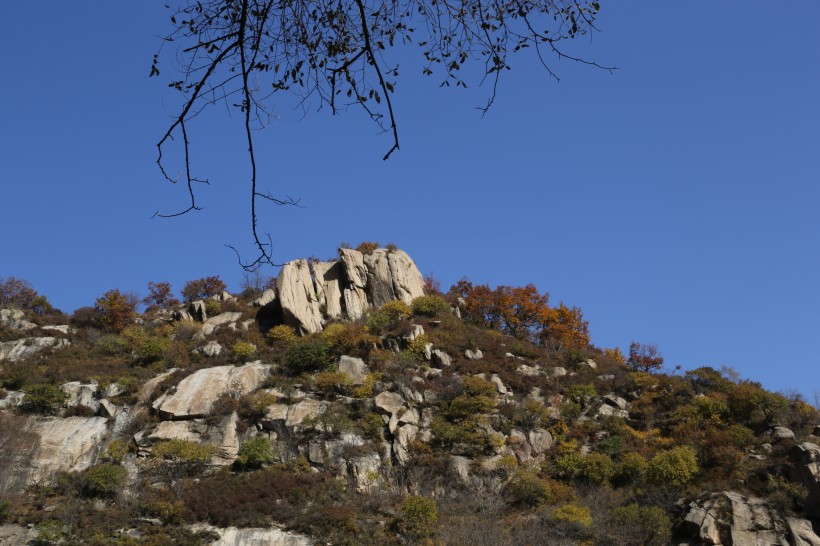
[2,3,818,400]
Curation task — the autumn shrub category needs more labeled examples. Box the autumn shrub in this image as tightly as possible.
[21,384,67,415]
[352,372,381,399]
[152,440,216,478]
[577,453,615,484]
[320,322,376,357]
[463,376,497,398]
[646,446,698,487]
[181,276,227,302]
[236,437,274,469]
[95,289,138,333]
[267,324,299,346]
[71,306,102,329]
[142,281,180,309]
[237,391,277,422]
[355,241,380,254]
[231,341,256,362]
[0,276,52,314]
[551,502,593,528]
[397,496,438,541]
[285,341,334,375]
[366,300,411,334]
[81,463,128,498]
[412,295,450,317]
[315,371,354,396]
[627,342,664,372]
[539,303,590,351]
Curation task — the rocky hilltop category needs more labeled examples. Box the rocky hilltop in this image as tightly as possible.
[0,247,818,545]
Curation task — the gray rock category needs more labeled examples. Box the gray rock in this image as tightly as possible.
[188,523,312,546]
[405,324,425,342]
[450,456,471,483]
[787,518,820,546]
[251,288,277,307]
[188,300,208,321]
[0,337,69,362]
[61,381,99,412]
[29,417,110,484]
[137,413,240,464]
[773,426,796,441]
[364,249,397,308]
[0,308,36,330]
[387,249,426,305]
[311,261,345,319]
[0,390,25,410]
[489,374,509,396]
[41,324,74,335]
[579,359,597,369]
[603,394,627,410]
[202,312,243,336]
[551,367,568,377]
[138,369,179,403]
[465,349,483,360]
[262,399,327,431]
[277,259,324,335]
[99,399,119,419]
[790,442,820,518]
[339,248,368,289]
[431,349,452,368]
[0,524,40,545]
[516,364,539,376]
[597,404,629,419]
[154,363,271,419]
[199,340,223,357]
[338,355,368,385]
[528,428,553,455]
[683,491,787,546]
[343,287,368,321]
[374,391,406,416]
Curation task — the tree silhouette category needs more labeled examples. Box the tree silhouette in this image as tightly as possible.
[152,0,612,268]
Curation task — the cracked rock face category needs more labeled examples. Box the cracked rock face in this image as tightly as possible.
[263,247,426,334]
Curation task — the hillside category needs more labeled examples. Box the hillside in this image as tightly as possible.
[1,246,819,546]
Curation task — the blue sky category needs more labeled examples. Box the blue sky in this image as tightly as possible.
[1,3,818,400]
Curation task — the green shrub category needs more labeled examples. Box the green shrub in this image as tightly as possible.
[82,463,128,497]
[231,341,257,361]
[285,341,334,375]
[578,453,615,484]
[397,496,438,540]
[0,499,11,523]
[646,445,698,487]
[567,384,597,407]
[411,295,450,317]
[504,470,552,507]
[21,384,67,415]
[615,452,648,484]
[513,399,552,430]
[463,376,497,398]
[238,391,278,422]
[236,437,274,469]
[33,519,64,544]
[607,504,672,546]
[152,440,217,478]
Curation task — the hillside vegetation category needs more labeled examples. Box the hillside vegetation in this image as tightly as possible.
[0,246,818,546]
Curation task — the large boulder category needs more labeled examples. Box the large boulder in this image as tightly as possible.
[0,337,69,362]
[277,259,324,335]
[387,249,426,305]
[134,413,241,464]
[28,417,109,484]
[154,363,271,419]
[364,249,397,308]
[312,261,345,319]
[189,524,312,546]
[0,309,36,331]
[791,442,820,518]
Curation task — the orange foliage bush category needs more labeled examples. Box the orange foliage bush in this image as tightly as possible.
[628,342,664,372]
[96,289,138,333]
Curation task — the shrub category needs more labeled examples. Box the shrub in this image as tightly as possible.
[143,281,180,309]
[315,371,354,396]
[82,463,128,497]
[0,276,52,314]
[236,437,274,469]
[463,376,497,398]
[320,323,376,357]
[504,469,552,507]
[181,276,227,302]
[21,384,67,415]
[628,342,664,372]
[0,498,11,523]
[607,504,672,546]
[397,496,438,540]
[411,295,450,317]
[513,399,552,430]
[267,324,299,346]
[646,446,698,487]
[231,341,257,362]
[539,303,590,351]
[285,341,334,375]
[367,300,412,334]
[204,299,222,316]
[551,503,592,528]
[152,440,217,478]
[577,453,615,484]
[71,306,102,329]
[355,241,380,254]
[238,391,278,422]
[567,384,597,407]
[96,289,138,333]
[615,452,648,484]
